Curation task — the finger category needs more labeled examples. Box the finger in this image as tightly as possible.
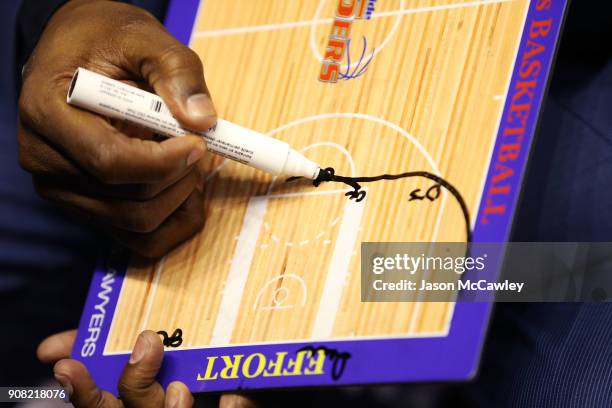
[111,119,156,140]
[111,188,205,258]
[219,394,259,408]
[19,120,156,178]
[33,170,198,233]
[54,359,122,408]
[19,83,206,185]
[21,124,195,200]
[37,330,77,363]
[18,120,81,178]
[118,330,165,408]
[164,382,193,408]
[123,22,216,131]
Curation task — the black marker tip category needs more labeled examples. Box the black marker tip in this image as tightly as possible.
[313,167,335,186]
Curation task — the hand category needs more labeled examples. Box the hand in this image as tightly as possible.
[18,0,216,257]
[38,330,257,408]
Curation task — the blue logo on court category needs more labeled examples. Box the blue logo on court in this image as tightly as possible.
[338,36,376,81]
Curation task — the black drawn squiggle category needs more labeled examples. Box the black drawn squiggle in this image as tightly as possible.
[157,328,183,348]
[288,167,472,242]
[297,345,352,381]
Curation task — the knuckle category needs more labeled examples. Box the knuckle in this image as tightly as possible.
[91,393,108,408]
[117,379,141,399]
[158,44,203,77]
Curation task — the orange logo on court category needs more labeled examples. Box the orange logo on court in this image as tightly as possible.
[319,0,377,83]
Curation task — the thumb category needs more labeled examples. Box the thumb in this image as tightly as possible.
[139,34,217,131]
[117,330,165,407]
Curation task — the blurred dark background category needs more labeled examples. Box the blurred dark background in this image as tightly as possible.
[0,1,610,407]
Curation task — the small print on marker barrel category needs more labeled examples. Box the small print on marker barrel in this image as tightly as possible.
[67,67,322,179]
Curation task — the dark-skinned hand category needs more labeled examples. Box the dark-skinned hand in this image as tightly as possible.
[38,330,258,408]
[18,0,216,257]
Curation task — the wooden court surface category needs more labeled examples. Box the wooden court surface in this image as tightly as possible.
[105,0,529,353]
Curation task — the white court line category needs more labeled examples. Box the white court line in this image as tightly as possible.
[196,18,333,38]
[209,196,268,345]
[204,114,443,344]
[193,0,514,39]
[266,113,440,174]
[311,194,368,338]
[139,257,166,333]
[106,0,520,350]
[208,141,362,345]
[266,113,445,336]
[493,94,505,101]
[299,142,357,176]
[264,141,357,247]
[187,0,207,42]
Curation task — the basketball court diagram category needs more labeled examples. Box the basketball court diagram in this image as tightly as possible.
[74,0,568,393]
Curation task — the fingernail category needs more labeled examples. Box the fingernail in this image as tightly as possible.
[186,93,216,119]
[54,374,73,398]
[186,148,204,167]
[165,385,179,408]
[129,333,151,364]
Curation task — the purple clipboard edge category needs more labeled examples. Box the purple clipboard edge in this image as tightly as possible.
[72,0,569,394]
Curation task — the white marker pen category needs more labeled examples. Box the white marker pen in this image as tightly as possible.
[66,67,321,179]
